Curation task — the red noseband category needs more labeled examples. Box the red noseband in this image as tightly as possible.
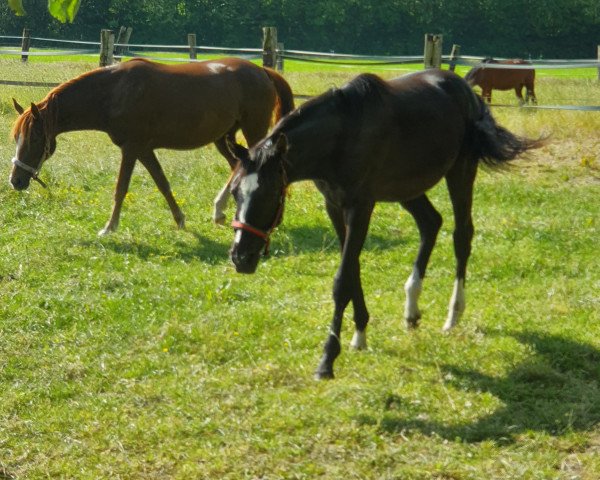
[231,220,269,241]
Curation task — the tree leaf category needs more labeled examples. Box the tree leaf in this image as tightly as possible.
[47,0,81,23]
[8,0,26,16]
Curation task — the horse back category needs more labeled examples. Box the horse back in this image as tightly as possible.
[105,58,278,148]
[339,70,478,200]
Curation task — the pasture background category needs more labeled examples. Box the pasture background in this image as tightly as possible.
[0,58,599,479]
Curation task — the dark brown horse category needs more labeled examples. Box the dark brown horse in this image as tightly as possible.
[465,58,537,105]
[10,57,294,235]
[227,69,545,379]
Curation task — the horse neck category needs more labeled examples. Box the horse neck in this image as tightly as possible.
[50,71,112,135]
[281,106,344,183]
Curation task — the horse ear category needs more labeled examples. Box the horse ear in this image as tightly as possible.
[225,137,250,166]
[30,103,41,119]
[13,98,24,115]
[273,133,288,157]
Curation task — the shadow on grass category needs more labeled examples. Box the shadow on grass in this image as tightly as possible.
[82,229,231,265]
[83,224,411,262]
[377,331,600,443]
[281,225,411,254]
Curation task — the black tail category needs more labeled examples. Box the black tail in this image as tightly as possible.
[472,96,547,167]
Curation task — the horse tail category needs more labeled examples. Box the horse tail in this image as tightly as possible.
[263,67,295,122]
[470,95,547,167]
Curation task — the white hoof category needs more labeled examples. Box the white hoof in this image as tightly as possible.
[350,330,367,350]
[98,227,113,236]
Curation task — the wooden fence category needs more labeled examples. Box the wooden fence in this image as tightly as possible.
[1,27,599,111]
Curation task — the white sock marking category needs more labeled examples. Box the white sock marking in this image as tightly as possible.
[443,278,466,331]
[404,267,423,321]
[213,182,231,223]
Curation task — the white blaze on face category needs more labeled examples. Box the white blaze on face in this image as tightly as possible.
[234,173,260,244]
[13,135,23,161]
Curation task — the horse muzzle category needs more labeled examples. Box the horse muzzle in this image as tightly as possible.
[9,171,30,191]
[230,248,260,274]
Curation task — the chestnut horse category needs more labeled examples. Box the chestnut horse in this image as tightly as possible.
[10,57,294,235]
[465,58,537,105]
[227,70,544,379]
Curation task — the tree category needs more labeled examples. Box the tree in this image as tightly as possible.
[8,0,81,22]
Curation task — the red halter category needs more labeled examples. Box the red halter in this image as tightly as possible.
[231,186,287,256]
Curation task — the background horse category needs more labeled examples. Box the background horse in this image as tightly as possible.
[465,58,537,105]
[227,69,545,379]
[10,57,294,235]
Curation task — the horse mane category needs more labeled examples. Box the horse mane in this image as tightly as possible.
[277,73,389,134]
[342,73,390,100]
[11,66,106,140]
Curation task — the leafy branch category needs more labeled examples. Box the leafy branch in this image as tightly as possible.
[8,0,81,22]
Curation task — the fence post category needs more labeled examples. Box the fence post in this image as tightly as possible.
[262,27,277,68]
[21,28,31,63]
[276,42,284,72]
[449,44,461,72]
[99,29,115,67]
[114,26,132,61]
[423,33,443,69]
[188,34,197,60]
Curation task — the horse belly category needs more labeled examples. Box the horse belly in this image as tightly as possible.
[487,71,529,90]
[372,136,461,202]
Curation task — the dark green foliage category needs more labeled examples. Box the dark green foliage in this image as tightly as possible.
[1,0,599,57]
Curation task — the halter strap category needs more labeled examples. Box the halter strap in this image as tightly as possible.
[231,220,269,241]
[11,157,48,188]
[231,186,286,256]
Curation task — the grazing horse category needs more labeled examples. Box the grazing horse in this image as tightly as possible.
[9,57,294,235]
[465,58,537,105]
[227,69,545,379]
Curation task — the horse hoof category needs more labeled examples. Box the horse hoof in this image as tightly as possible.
[405,315,421,330]
[98,227,113,237]
[213,215,226,226]
[442,319,458,333]
[314,370,335,381]
[350,331,367,350]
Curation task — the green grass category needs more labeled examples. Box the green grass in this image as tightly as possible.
[0,59,599,479]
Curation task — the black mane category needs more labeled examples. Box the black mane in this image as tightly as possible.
[274,73,390,139]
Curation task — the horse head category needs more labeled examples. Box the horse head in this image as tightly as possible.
[226,133,288,274]
[10,99,56,190]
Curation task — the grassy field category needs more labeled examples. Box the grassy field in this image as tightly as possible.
[0,57,599,479]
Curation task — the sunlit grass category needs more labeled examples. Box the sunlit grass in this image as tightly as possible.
[0,59,599,479]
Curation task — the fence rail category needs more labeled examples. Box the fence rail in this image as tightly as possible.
[1,31,599,112]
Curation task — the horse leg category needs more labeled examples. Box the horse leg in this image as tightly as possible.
[138,150,185,229]
[526,82,537,105]
[316,202,374,379]
[515,86,525,106]
[482,88,492,104]
[442,159,477,332]
[213,130,240,224]
[400,195,443,329]
[324,197,370,350]
[98,148,137,236]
